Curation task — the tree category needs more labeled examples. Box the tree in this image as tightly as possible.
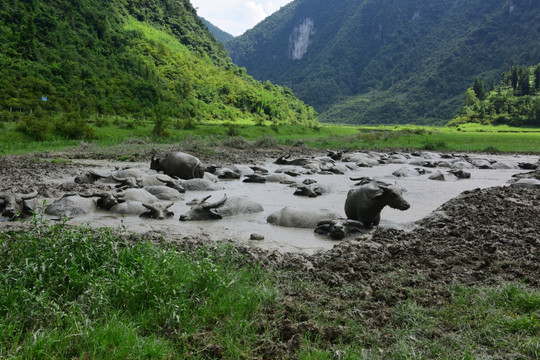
[535,63,540,92]
[473,77,487,100]
[511,66,519,90]
[518,68,531,95]
[464,88,479,107]
[534,97,540,125]
[488,78,495,92]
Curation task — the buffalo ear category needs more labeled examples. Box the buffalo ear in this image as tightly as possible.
[370,189,385,200]
[314,224,330,234]
[209,209,223,219]
[316,219,333,226]
[348,226,363,234]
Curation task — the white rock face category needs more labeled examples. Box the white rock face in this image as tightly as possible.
[289,18,314,60]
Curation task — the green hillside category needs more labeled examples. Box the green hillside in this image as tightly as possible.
[449,64,540,127]
[201,18,234,44]
[0,0,318,136]
[227,0,540,125]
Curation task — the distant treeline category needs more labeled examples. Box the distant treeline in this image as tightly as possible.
[449,64,540,127]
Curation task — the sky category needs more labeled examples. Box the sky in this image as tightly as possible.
[190,0,294,36]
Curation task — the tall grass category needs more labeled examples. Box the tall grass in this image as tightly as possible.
[0,216,276,359]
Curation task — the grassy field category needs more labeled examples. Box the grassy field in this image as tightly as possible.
[1,119,539,155]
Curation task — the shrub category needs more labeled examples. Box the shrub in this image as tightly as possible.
[181,134,208,152]
[270,123,279,133]
[95,116,109,127]
[253,135,278,148]
[174,118,197,130]
[483,146,500,153]
[16,115,53,141]
[225,123,241,137]
[221,136,251,149]
[54,114,97,140]
[422,141,447,151]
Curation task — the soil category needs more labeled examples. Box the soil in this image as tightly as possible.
[1,144,539,358]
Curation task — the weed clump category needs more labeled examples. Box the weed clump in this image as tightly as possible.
[221,136,251,149]
[253,135,278,148]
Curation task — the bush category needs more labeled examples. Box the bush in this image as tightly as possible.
[225,123,241,137]
[95,116,109,127]
[181,134,208,152]
[174,118,197,130]
[221,136,251,149]
[253,135,278,148]
[422,141,447,150]
[16,115,53,141]
[54,114,97,140]
[483,146,500,153]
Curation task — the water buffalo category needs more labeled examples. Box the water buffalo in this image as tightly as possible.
[119,188,160,204]
[150,151,204,180]
[0,189,38,219]
[179,178,224,191]
[79,190,123,210]
[315,219,365,240]
[428,170,458,181]
[140,202,175,219]
[243,174,267,183]
[179,195,263,221]
[144,186,184,201]
[45,194,98,218]
[267,207,341,228]
[74,170,107,184]
[344,181,410,228]
[275,154,312,166]
[293,183,331,197]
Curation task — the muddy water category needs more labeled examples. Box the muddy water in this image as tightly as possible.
[44,153,536,254]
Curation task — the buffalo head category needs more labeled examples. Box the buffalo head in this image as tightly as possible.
[140,202,174,220]
[315,218,364,240]
[179,194,227,221]
[0,189,39,220]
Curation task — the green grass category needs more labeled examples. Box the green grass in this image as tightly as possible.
[0,215,276,359]
[2,119,539,156]
[0,216,538,358]
[289,281,540,359]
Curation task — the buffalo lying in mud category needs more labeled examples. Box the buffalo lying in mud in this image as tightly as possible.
[267,207,341,228]
[180,195,263,221]
[0,189,38,220]
[345,180,410,228]
[151,151,204,180]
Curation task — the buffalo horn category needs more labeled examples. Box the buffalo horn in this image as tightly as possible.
[345,220,364,228]
[20,189,38,200]
[201,194,227,209]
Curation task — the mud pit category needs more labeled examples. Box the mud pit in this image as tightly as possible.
[1,149,538,254]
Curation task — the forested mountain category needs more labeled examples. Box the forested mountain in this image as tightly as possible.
[227,0,540,125]
[0,0,317,128]
[449,64,540,126]
[201,18,234,44]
